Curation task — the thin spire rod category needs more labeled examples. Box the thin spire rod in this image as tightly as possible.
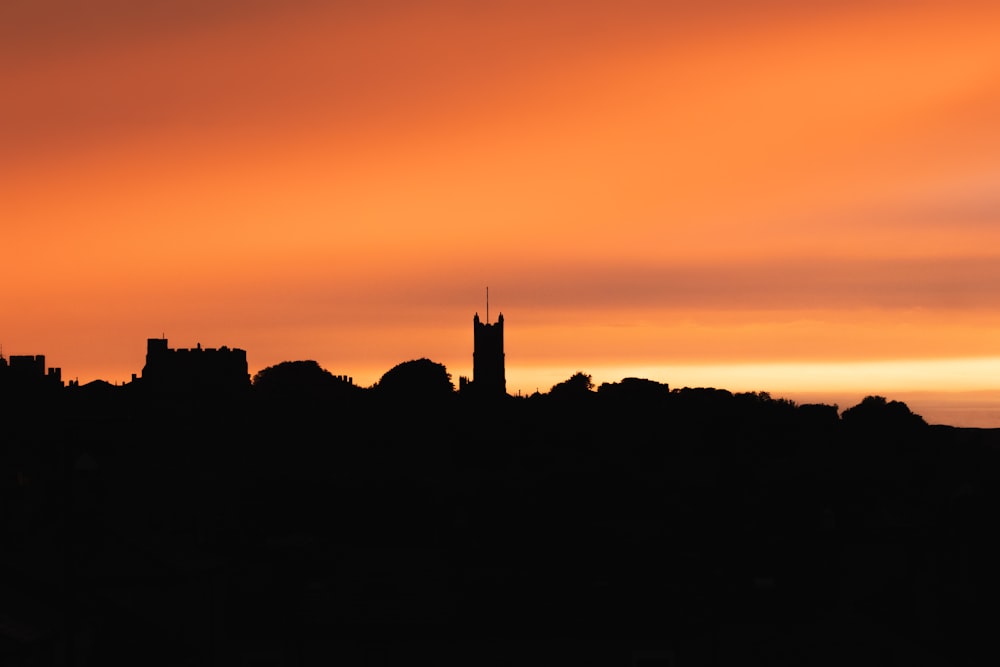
[486,286,489,324]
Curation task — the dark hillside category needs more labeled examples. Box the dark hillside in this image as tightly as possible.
[3,380,1000,665]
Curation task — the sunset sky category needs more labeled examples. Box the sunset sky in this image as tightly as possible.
[3,1,1000,424]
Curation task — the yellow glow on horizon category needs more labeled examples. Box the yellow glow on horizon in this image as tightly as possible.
[507,358,1000,427]
[522,357,1000,397]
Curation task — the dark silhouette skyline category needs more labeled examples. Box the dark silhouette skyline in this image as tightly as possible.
[0,302,995,430]
[0,314,976,424]
[2,309,1000,665]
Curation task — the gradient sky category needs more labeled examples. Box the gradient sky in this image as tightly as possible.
[3,1,1000,424]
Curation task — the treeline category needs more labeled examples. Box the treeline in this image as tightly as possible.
[1,355,932,439]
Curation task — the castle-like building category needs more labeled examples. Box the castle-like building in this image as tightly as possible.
[139,338,250,395]
[0,353,63,392]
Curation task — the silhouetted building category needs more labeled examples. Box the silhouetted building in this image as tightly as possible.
[464,312,506,397]
[140,338,250,395]
[0,352,63,391]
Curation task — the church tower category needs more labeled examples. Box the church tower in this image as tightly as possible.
[473,311,506,397]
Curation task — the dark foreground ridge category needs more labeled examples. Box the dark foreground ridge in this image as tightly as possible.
[2,341,1000,665]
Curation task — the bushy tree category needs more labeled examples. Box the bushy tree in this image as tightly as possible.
[841,395,927,431]
[376,358,454,401]
[252,360,353,400]
[548,372,594,399]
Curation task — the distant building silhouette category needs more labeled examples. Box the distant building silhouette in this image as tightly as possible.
[139,338,250,395]
[0,352,63,392]
[461,312,506,397]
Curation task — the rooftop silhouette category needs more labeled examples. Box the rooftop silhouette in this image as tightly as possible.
[138,337,250,396]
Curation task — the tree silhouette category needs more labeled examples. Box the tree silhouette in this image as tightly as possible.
[252,360,355,402]
[548,372,595,400]
[375,358,454,401]
[841,395,927,431]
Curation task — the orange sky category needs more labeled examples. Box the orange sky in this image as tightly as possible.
[3,1,1000,424]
